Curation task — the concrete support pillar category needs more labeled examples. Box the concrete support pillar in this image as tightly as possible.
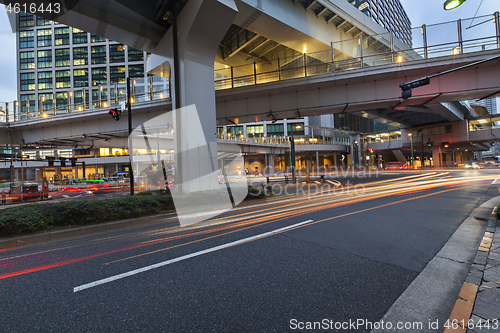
[478,151,483,162]
[147,0,238,193]
[268,154,275,175]
[432,149,442,168]
[264,154,268,175]
[316,151,320,174]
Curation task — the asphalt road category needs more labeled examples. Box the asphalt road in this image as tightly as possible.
[1,169,500,332]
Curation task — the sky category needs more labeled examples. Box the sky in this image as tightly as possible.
[0,0,498,103]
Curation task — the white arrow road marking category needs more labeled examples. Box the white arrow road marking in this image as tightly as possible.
[74,219,314,292]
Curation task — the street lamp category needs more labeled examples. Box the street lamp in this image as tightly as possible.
[408,133,413,168]
[444,0,466,10]
[290,124,302,184]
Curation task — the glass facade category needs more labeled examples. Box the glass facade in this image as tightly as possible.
[19,11,34,27]
[109,44,125,63]
[20,72,35,91]
[72,28,87,44]
[91,67,107,86]
[19,30,34,49]
[37,50,52,68]
[128,47,144,62]
[55,48,70,67]
[38,71,53,90]
[110,66,126,83]
[55,70,71,88]
[129,65,144,78]
[37,28,52,47]
[73,69,88,87]
[54,27,70,46]
[91,46,106,64]
[20,51,35,70]
[73,47,88,66]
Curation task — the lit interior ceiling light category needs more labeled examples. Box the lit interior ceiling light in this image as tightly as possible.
[444,0,466,10]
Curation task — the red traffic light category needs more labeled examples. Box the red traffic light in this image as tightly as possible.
[109,108,121,121]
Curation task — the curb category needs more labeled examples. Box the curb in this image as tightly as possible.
[443,206,499,332]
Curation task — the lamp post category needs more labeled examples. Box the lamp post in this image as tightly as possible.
[443,0,466,10]
[290,124,302,184]
[408,133,413,168]
[20,154,28,200]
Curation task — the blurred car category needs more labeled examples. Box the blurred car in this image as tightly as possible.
[81,190,94,197]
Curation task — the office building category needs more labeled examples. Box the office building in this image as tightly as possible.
[15,11,168,121]
[350,0,412,47]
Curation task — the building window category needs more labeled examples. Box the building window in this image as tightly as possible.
[55,70,71,88]
[72,28,87,44]
[39,93,53,111]
[73,47,88,66]
[110,66,126,83]
[227,126,244,136]
[74,90,89,107]
[56,92,68,109]
[20,72,35,91]
[266,124,284,136]
[19,30,34,48]
[358,1,369,10]
[54,27,70,45]
[128,47,144,62]
[36,16,51,26]
[19,11,34,27]
[129,64,144,78]
[37,50,52,68]
[90,34,106,43]
[247,125,264,137]
[55,48,70,67]
[109,44,125,63]
[73,69,88,87]
[38,71,53,90]
[91,46,106,64]
[37,29,52,47]
[20,94,35,114]
[91,67,107,86]
[20,51,35,70]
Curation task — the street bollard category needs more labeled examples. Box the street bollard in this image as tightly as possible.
[285,176,288,184]
[267,177,270,185]
[320,175,324,186]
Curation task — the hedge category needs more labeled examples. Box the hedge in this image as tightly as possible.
[0,186,270,237]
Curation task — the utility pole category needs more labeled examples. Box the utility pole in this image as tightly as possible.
[127,77,134,196]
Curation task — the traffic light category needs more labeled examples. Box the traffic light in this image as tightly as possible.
[369,148,374,153]
[400,77,431,99]
[109,108,121,121]
[427,141,433,147]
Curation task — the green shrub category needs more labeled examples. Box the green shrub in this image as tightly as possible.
[495,204,500,220]
[0,195,176,237]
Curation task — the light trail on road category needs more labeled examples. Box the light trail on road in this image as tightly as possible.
[0,171,496,282]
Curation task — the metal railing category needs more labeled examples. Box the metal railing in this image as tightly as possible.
[4,77,171,123]
[214,12,500,91]
[216,133,350,146]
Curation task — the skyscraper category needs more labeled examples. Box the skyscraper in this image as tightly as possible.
[350,0,412,46]
[15,11,168,121]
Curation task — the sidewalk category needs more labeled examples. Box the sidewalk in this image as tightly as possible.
[444,208,500,332]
